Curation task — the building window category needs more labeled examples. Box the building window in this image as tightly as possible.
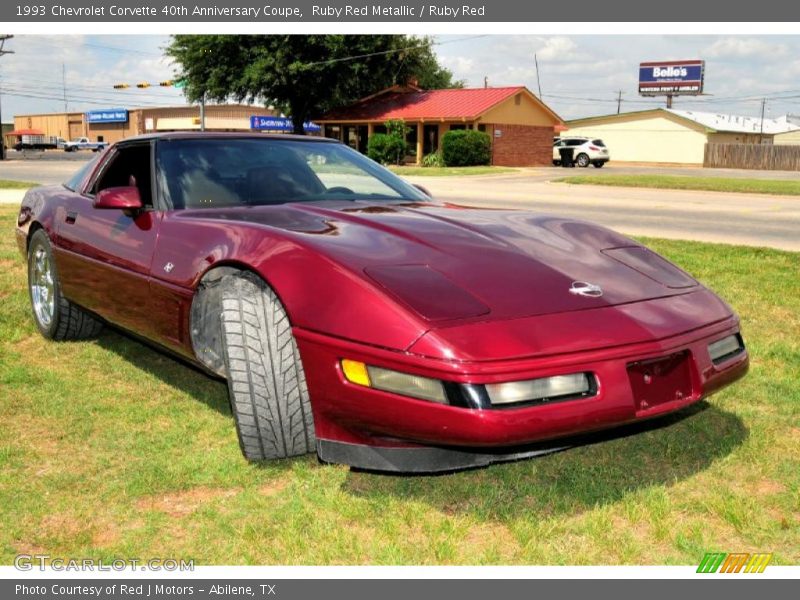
[478,124,487,132]
[449,124,466,131]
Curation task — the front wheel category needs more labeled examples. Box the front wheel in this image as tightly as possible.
[593,162,605,168]
[576,153,590,168]
[27,229,103,340]
[220,273,315,462]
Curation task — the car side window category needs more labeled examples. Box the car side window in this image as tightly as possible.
[89,144,153,207]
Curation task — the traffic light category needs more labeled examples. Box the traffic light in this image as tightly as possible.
[113,83,130,89]
[159,80,173,87]
[136,82,150,88]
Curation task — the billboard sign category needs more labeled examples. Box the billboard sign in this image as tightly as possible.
[86,109,129,124]
[639,60,705,96]
[250,115,321,133]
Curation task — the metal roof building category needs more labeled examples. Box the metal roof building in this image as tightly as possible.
[317,84,564,166]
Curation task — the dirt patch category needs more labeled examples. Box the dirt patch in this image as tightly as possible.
[258,479,289,497]
[755,479,785,496]
[136,487,241,518]
[459,521,521,561]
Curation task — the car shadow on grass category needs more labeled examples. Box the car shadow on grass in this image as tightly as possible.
[340,401,748,520]
[95,329,232,416]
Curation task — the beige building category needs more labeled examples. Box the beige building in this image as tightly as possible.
[564,108,800,165]
[12,104,274,145]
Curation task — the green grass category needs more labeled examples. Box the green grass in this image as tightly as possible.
[0,179,39,189]
[555,174,800,196]
[0,205,798,565]
[389,165,517,177]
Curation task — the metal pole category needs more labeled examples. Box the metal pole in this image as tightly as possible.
[62,63,68,112]
[666,94,673,109]
[616,90,623,114]
[0,35,15,161]
[534,54,543,98]
[759,98,766,144]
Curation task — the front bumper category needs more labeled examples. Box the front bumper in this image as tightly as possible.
[295,305,748,473]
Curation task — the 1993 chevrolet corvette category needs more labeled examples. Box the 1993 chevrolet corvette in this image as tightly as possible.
[16,133,748,472]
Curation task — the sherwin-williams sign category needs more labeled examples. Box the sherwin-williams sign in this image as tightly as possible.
[86,109,129,123]
[250,115,321,133]
[639,60,705,95]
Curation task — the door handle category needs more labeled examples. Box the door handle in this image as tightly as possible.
[65,211,77,224]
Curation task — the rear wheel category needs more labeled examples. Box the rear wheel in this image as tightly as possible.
[27,229,103,340]
[593,162,605,168]
[576,153,590,168]
[220,273,315,462]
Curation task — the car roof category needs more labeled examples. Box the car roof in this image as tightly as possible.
[117,131,341,144]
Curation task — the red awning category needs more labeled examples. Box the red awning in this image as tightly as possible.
[7,128,44,136]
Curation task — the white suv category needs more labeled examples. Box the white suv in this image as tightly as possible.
[553,137,610,168]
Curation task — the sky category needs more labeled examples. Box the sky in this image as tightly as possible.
[2,34,800,122]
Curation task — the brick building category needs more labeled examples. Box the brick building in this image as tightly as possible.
[316,84,564,167]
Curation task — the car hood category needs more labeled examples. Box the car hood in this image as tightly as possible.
[183,200,700,323]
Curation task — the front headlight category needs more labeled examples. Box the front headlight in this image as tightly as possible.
[341,359,448,404]
[485,373,592,406]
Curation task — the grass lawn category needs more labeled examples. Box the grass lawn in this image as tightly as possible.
[389,165,517,177]
[0,204,798,566]
[0,179,39,189]
[555,174,800,196]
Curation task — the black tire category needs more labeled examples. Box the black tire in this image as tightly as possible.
[220,273,315,462]
[27,229,103,341]
[593,162,605,168]
[576,153,590,168]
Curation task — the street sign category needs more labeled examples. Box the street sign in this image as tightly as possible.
[86,109,129,124]
[250,115,321,133]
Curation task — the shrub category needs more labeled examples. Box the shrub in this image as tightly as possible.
[441,130,491,166]
[367,119,409,165]
[421,151,444,168]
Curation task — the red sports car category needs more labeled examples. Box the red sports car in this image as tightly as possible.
[16,133,748,472]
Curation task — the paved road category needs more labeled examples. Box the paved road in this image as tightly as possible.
[1,155,798,251]
[407,172,800,252]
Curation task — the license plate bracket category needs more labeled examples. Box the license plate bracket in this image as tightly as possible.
[627,350,694,412]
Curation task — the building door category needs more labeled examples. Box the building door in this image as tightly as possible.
[356,125,368,154]
[68,120,83,140]
[423,124,439,155]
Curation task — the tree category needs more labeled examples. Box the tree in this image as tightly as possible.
[165,35,462,135]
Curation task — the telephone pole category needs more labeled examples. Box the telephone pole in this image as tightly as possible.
[534,53,543,98]
[0,35,15,161]
[616,90,624,114]
[758,98,766,144]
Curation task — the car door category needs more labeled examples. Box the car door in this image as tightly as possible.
[55,141,163,337]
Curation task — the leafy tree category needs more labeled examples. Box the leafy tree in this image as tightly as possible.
[166,35,462,135]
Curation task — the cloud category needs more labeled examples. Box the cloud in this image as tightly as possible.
[533,36,579,61]
[704,38,789,59]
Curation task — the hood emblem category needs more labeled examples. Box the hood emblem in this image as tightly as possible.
[569,281,603,298]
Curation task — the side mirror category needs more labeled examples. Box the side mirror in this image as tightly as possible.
[94,186,142,210]
[413,183,433,199]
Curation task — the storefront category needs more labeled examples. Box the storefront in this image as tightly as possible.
[317,84,564,166]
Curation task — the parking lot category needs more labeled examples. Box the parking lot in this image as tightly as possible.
[2,152,799,251]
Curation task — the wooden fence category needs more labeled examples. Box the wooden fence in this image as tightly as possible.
[704,143,800,171]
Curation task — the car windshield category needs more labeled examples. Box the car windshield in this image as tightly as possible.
[155,137,429,210]
[63,155,101,192]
